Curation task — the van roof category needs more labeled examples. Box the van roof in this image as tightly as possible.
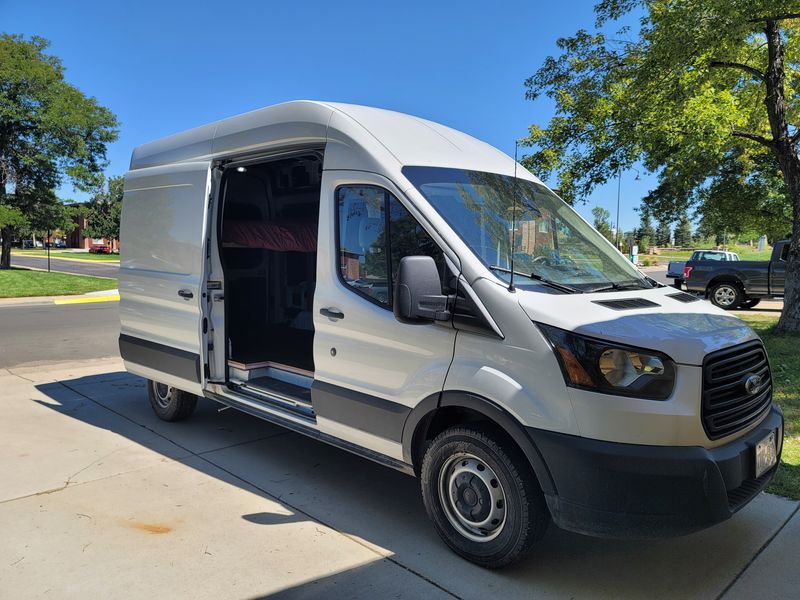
[129,101,529,180]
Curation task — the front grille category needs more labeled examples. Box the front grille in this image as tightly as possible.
[702,341,772,440]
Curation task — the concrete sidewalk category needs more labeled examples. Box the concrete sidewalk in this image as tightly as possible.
[1,359,798,599]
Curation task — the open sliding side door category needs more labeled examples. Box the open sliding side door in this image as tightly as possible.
[119,161,212,395]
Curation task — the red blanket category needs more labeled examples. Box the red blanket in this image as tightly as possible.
[223,221,317,252]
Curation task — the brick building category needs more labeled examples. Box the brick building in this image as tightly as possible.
[65,206,119,250]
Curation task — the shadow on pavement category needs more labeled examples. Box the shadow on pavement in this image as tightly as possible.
[33,371,796,600]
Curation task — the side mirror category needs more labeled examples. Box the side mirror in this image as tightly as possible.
[393,256,450,323]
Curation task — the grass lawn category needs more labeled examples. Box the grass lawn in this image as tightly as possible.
[0,268,116,298]
[655,245,774,262]
[738,314,800,500]
[12,249,120,262]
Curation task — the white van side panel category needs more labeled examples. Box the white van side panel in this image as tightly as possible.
[312,170,458,458]
[119,161,212,395]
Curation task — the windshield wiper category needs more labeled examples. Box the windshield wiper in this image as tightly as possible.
[490,266,581,294]
[583,280,651,293]
[528,271,583,294]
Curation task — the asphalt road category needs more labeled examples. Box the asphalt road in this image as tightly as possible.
[10,255,119,279]
[0,302,119,369]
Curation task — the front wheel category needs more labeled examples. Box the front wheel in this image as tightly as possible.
[709,282,742,310]
[147,380,198,421]
[420,426,549,568]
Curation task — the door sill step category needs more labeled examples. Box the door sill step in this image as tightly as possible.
[229,378,315,421]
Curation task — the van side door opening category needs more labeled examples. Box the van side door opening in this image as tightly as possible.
[216,152,322,415]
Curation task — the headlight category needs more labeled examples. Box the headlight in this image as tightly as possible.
[537,323,676,400]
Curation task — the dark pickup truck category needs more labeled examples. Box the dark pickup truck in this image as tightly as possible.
[684,240,789,309]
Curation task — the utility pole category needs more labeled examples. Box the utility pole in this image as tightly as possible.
[615,170,622,249]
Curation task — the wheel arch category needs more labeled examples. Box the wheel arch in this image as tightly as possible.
[401,390,556,495]
[706,273,745,296]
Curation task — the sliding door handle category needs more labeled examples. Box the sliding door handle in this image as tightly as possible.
[178,289,194,300]
[320,307,344,320]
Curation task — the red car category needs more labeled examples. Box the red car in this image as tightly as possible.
[89,243,112,254]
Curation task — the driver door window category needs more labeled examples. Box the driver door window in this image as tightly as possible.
[336,186,444,308]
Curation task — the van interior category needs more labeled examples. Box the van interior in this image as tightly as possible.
[218,153,322,416]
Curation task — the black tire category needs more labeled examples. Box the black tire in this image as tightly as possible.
[420,426,549,568]
[672,279,683,289]
[147,380,198,421]
[738,298,761,310]
[709,282,742,310]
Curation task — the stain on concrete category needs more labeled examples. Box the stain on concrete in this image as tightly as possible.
[127,521,173,534]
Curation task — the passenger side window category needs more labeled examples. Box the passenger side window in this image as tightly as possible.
[337,186,444,308]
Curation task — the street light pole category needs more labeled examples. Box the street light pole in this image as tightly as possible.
[615,170,622,249]
[615,168,641,251]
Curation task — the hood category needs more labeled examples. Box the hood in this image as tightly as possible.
[517,286,758,365]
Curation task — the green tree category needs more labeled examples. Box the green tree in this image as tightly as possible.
[84,175,123,244]
[521,2,800,332]
[0,34,118,268]
[694,150,791,242]
[655,220,672,247]
[0,204,26,231]
[674,214,693,248]
[636,209,656,252]
[15,190,77,239]
[591,206,614,243]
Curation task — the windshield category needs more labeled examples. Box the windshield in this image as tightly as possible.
[402,166,651,291]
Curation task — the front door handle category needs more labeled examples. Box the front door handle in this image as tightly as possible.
[178,289,194,300]
[320,307,344,320]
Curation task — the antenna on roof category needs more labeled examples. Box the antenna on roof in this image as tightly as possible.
[508,141,520,293]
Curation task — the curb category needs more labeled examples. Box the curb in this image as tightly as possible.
[0,289,119,307]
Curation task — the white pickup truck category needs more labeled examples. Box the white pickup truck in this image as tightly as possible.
[667,250,739,288]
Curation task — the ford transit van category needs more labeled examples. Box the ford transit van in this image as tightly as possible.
[120,101,783,567]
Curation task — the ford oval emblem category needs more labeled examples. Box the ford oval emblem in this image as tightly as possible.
[744,373,763,396]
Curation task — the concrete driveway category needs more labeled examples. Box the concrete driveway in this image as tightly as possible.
[1,358,798,599]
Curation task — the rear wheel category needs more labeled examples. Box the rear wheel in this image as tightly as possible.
[147,380,198,421]
[738,298,761,310]
[672,279,683,289]
[420,426,549,568]
[709,282,742,310]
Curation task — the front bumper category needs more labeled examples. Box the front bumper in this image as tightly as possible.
[528,404,783,538]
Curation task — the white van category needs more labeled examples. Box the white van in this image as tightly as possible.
[120,101,783,567]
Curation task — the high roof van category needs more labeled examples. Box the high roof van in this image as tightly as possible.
[120,101,783,567]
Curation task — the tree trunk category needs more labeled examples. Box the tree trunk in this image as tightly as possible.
[761,18,800,334]
[0,226,11,269]
[775,153,800,334]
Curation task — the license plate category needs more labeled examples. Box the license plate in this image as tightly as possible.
[755,431,778,478]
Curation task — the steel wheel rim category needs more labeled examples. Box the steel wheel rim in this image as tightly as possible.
[714,285,737,306]
[153,382,172,408]
[438,452,507,543]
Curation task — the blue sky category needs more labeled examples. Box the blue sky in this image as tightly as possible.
[6,0,656,232]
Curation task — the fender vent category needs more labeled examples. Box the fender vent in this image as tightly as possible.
[592,298,660,310]
[667,292,701,303]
